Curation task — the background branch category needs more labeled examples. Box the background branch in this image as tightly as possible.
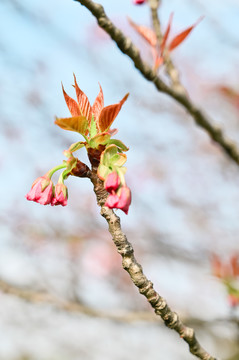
[0,278,156,322]
[1,277,238,328]
[74,0,239,167]
[148,0,185,93]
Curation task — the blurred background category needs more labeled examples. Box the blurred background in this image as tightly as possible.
[0,0,239,359]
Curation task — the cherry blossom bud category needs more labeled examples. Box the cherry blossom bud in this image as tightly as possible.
[133,0,146,4]
[104,194,119,209]
[51,183,68,206]
[104,171,120,193]
[105,186,132,215]
[116,186,132,214]
[25,176,54,205]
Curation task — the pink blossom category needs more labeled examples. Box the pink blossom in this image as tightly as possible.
[25,176,54,205]
[116,186,132,214]
[105,186,132,214]
[133,0,146,4]
[51,183,68,206]
[104,171,120,193]
[105,194,119,209]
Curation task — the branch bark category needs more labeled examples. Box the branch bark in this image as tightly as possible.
[74,0,239,166]
[88,168,217,360]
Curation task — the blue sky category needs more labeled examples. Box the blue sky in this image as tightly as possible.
[0,1,239,359]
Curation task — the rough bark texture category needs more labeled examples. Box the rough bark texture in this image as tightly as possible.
[88,167,217,360]
[74,0,239,167]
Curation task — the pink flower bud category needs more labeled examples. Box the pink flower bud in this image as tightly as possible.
[116,186,132,214]
[51,183,68,206]
[105,194,119,209]
[25,176,54,205]
[133,0,146,4]
[104,171,120,193]
[104,186,132,214]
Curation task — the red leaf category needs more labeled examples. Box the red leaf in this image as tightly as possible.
[168,16,204,52]
[231,255,239,277]
[128,18,157,47]
[219,86,239,110]
[98,93,129,132]
[151,47,164,69]
[62,84,81,117]
[160,12,174,54]
[73,74,92,122]
[154,55,164,69]
[92,83,104,122]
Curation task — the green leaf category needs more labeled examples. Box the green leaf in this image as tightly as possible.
[89,116,97,139]
[89,133,111,149]
[97,164,112,180]
[107,139,129,151]
[69,141,85,153]
[110,153,127,167]
[101,145,118,166]
[116,166,127,185]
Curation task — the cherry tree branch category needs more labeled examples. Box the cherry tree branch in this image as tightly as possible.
[1,277,238,330]
[148,0,185,93]
[88,168,217,360]
[0,278,155,322]
[74,0,239,166]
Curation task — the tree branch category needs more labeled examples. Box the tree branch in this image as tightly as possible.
[148,0,185,93]
[0,278,156,322]
[88,169,217,360]
[74,0,239,166]
[1,277,238,330]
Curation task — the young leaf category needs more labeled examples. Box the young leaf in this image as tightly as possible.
[97,164,112,180]
[107,139,129,151]
[101,144,118,166]
[116,166,127,185]
[98,93,129,132]
[128,18,157,47]
[69,141,85,153]
[160,12,174,55]
[110,153,127,167]
[73,74,92,122]
[55,116,88,135]
[108,128,118,136]
[62,84,81,117]
[89,133,111,148]
[92,83,104,122]
[168,16,204,52]
[89,116,97,138]
[154,55,164,69]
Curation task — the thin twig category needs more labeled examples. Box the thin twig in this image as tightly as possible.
[0,278,156,322]
[148,0,185,93]
[88,168,217,360]
[74,0,239,166]
[1,276,238,330]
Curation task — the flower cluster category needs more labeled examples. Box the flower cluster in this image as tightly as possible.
[26,76,131,214]
[212,254,239,308]
[104,172,131,215]
[26,165,69,207]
